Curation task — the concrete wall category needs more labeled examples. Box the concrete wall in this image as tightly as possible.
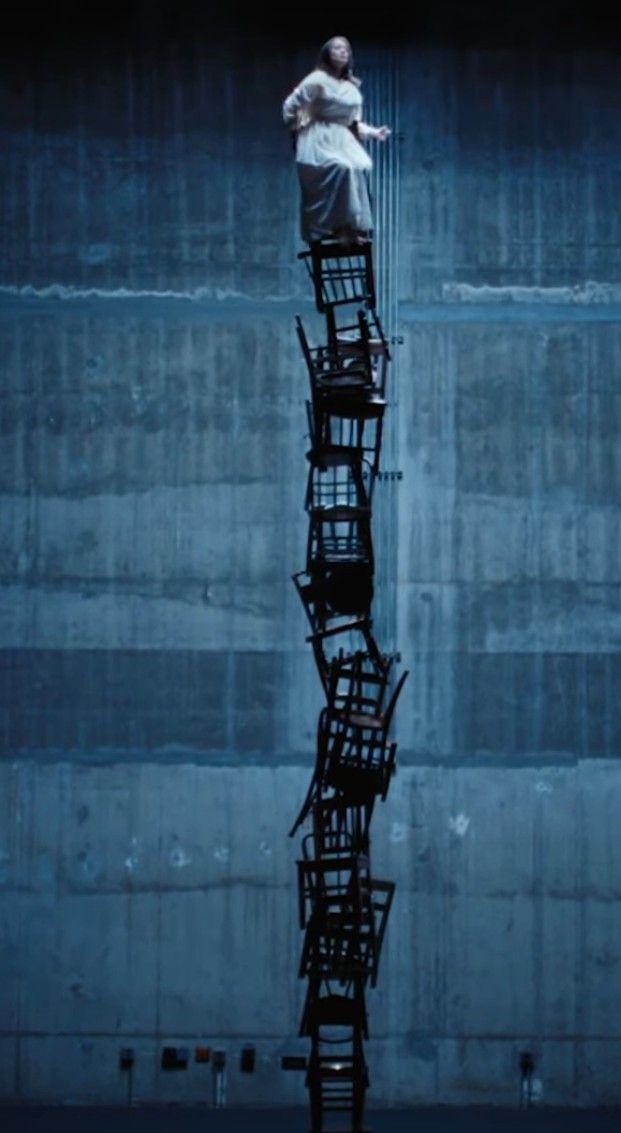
[1,10,620,1108]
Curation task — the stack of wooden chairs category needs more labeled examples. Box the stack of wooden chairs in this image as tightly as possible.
[289,239,409,1132]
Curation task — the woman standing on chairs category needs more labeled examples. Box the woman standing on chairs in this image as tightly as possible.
[282,36,391,247]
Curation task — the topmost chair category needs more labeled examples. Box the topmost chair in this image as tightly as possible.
[298,239,376,318]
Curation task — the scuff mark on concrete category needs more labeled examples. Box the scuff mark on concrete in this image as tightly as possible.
[389,822,408,843]
[169,845,192,869]
[449,813,470,837]
[535,780,553,794]
[442,280,621,304]
[124,837,140,871]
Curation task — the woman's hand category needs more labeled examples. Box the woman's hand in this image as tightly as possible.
[375,125,391,141]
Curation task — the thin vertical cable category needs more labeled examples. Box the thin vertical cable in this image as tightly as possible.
[359,49,400,657]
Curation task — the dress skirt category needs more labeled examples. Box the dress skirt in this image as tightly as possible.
[295,119,373,244]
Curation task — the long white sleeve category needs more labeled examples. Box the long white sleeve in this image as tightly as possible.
[282,71,324,128]
[356,121,375,140]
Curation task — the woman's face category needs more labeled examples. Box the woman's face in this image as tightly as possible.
[327,37,351,72]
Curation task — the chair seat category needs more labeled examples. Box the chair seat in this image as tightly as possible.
[309,506,371,521]
[317,374,372,390]
[337,335,388,357]
[339,711,383,730]
[319,393,386,417]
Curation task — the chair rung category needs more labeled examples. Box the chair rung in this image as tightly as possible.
[306,619,367,641]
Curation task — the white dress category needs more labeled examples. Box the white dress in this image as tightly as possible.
[282,69,373,244]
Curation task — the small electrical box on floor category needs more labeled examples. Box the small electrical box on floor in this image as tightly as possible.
[240,1044,256,1073]
[161,1046,189,1070]
[213,1049,226,1072]
[281,1055,307,1070]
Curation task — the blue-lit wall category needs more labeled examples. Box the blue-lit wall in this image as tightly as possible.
[1,11,620,1107]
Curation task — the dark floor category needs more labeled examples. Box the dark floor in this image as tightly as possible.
[1,1107,620,1133]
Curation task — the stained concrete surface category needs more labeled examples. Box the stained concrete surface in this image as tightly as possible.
[2,3,621,1111]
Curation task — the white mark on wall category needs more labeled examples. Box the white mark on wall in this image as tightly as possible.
[535,780,553,795]
[389,822,408,843]
[213,844,230,863]
[169,846,192,869]
[0,283,296,304]
[78,847,97,878]
[449,813,470,837]
[79,244,111,265]
[442,280,621,305]
[124,837,140,871]
[259,841,272,856]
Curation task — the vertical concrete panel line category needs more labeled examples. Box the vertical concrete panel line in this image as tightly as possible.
[362,49,401,654]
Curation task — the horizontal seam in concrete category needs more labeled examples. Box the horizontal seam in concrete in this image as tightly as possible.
[400,303,621,323]
[0,291,315,321]
[3,295,621,323]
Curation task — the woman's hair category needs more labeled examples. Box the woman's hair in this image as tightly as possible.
[315,36,361,86]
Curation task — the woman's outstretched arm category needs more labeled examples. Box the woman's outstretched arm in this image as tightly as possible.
[356,121,392,141]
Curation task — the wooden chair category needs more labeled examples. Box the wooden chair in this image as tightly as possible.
[297,849,377,984]
[306,506,374,578]
[298,240,376,320]
[310,795,375,858]
[307,1028,368,1133]
[299,974,368,1039]
[326,649,394,724]
[291,567,386,694]
[327,307,391,399]
[304,445,370,516]
[288,671,404,838]
[305,408,385,503]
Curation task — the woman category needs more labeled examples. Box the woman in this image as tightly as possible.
[282,36,391,246]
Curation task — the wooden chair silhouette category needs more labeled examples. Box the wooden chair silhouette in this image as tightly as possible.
[306,1023,368,1133]
[306,504,374,577]
[327,649,395,723]
[309,794,375,858]
[291,566,386,693]
[304,445,371,516]
[299,974,368,1039]
[302,972,370,1133]
[327,307,391,397]
[296,313,379,398]
[297,847,377,983]
[288,665,408,837]
[298,240,376,323]
[296,843,394,990]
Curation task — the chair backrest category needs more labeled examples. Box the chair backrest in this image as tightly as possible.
[299,242,376,314]
[305,987,367,1033]
[297,851,372,929]
[380,668,410,739]
[297,315,374,400]
[295,314,315,381]
[329,306,390,366]
[326,649,393,720]
[369,879,396,987]
[307,509,374,574]
[311,796,373,856]
[305,447,370,515]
